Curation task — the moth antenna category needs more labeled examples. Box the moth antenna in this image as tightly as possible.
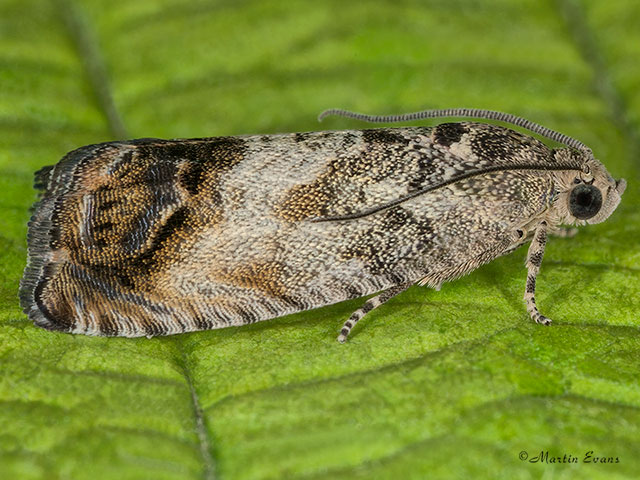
[311,163,584,222]
[318,107,592,154]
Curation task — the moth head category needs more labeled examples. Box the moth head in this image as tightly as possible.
[553,149,626,225]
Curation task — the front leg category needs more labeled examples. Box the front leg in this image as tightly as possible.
[524,221,551,325]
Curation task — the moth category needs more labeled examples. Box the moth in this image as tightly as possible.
[20,108,626,342]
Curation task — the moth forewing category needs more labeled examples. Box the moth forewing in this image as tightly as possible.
[20,109,626,341]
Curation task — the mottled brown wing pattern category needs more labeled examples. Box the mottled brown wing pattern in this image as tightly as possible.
[21,123,555,337]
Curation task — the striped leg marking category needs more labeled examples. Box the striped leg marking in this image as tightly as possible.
[523,221,551,326]
[338,282,412,343]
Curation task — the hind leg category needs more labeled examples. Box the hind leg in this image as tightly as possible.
[338,282,412,343]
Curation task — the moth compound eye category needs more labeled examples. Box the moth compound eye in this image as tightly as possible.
[569,184,602,219]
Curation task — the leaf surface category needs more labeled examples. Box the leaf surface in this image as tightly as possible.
[1,0,639,478]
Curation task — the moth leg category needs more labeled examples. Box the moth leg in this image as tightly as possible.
[549,226,578,238]
[523,221,551,326]
[338,282,412,343]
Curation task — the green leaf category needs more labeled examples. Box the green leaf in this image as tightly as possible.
[1,0,638,479]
